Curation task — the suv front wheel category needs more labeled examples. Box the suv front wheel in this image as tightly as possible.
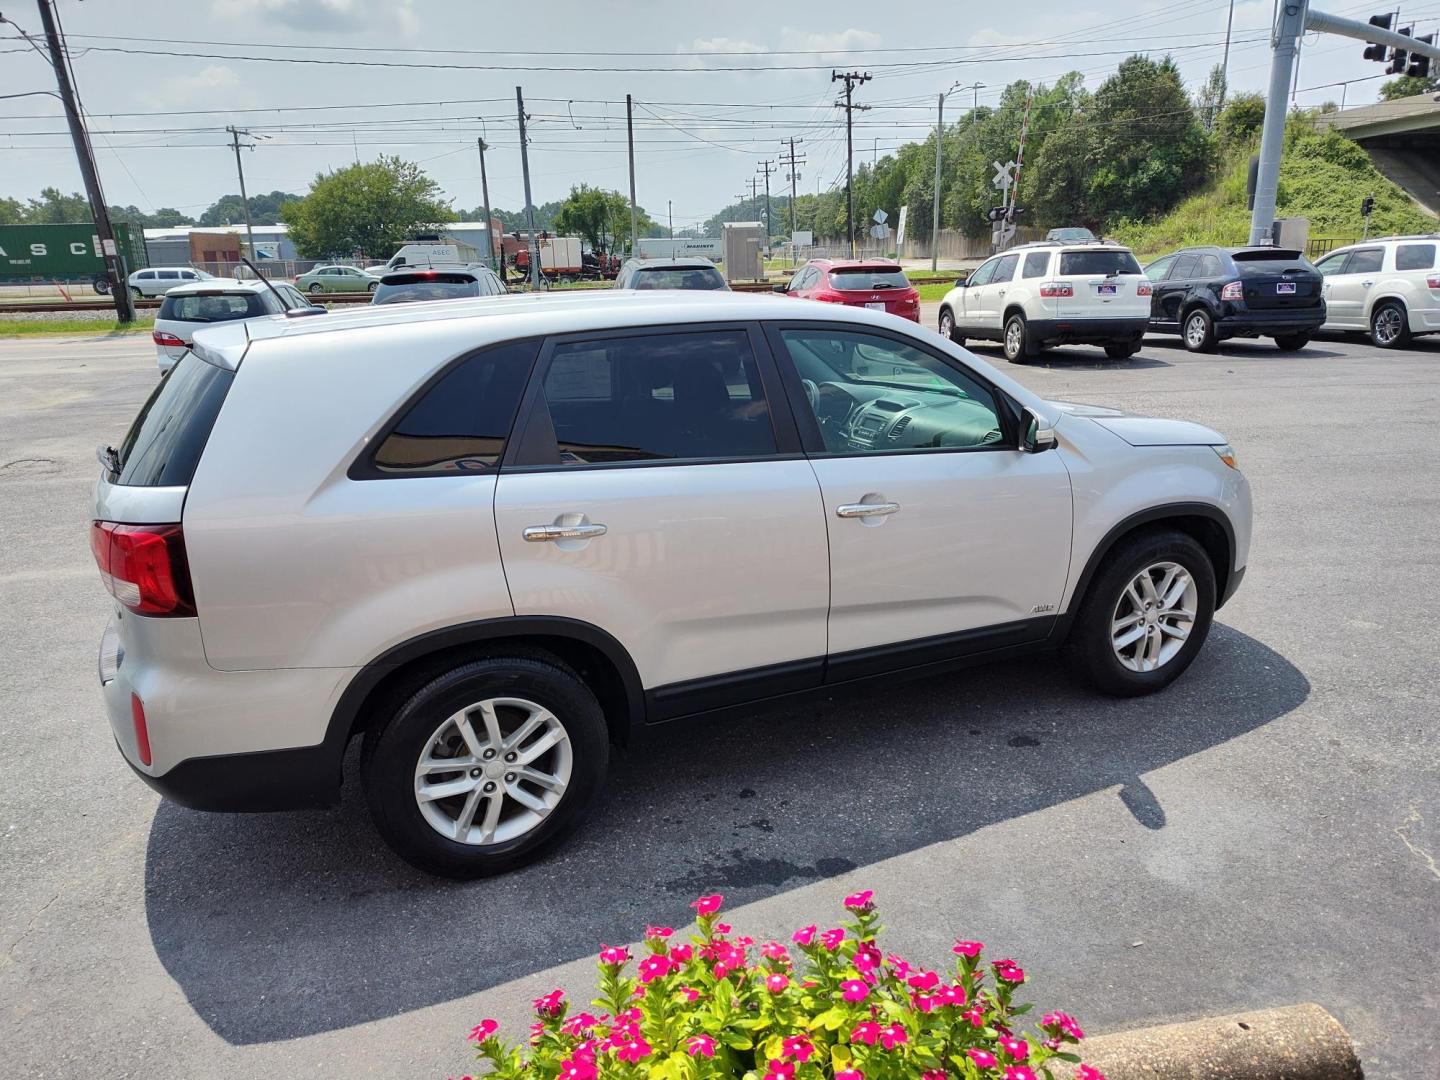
[362,654,609,878]
[1066,529,1216,696]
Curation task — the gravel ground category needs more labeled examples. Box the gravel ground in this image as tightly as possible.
[0,307,146,324]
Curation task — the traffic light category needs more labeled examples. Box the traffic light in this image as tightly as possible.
[1363,13,1394,62]
[1407,33,1433,78]
[1361,195,1375,217]
[1388,26,1413,74]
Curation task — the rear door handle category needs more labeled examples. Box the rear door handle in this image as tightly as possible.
[1361,280,1375,287]
[836,502,899,519]
[523,523,608,542]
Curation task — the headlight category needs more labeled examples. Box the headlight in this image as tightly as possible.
[1211,444,1239,470]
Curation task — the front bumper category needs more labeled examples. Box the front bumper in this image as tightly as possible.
[1027,316,1149,344]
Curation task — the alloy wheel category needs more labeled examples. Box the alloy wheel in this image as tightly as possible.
[412,697,572,846]
[1373,306,1403,346]
[940,311,953,338]
[1185,313,1208,349]
[1110,561,1197,673]
[1005,318,1023,358]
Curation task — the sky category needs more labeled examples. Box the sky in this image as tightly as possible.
[1,0,1430,231]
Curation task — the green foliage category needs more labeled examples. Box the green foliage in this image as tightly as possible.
[0,188,197,228]
[1380,73,1439,100]
[1215,94,1266,145]
[282,157,453,259]
[552,185,655,253]
[108,204,195,228]
[198,191,301,227]
[0,197,25,225]
[18,187,90,224]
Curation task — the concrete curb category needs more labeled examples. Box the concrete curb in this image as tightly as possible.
[1048,1004,1363,1080]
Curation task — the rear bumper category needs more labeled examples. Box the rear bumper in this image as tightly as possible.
[1218,564,1246,609]
[121,740,341,812]
[1028,316,1149,344]
[1215,307,1326,337]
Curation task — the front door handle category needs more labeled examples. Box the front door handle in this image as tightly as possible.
[523,522,608,542]
[836,501,899,519]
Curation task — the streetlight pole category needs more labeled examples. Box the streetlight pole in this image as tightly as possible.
[932,82,983,273]
[477,136,495,270]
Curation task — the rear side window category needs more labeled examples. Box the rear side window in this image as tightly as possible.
[159,292,268,322]
[364,340,539,476]
[1022,252,1050,278]
[1059,250,1142,276]
[1198,254,1224,277]
[828,268,910,290]
[111,354,234,488]
[1396,244,1436,271]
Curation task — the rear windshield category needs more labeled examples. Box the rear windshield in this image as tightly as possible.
[632,267,727,290]
[1058,251,1142,276]
[1232,250,1313,276]
[111,354,234,487]
[158,292,268,322]
[829,268,911,290]
[373,274,481,304]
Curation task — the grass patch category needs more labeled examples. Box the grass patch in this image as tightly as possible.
[916,282,955,302]
[0,317,154,337]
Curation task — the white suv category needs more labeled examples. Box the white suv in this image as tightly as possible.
[151,278,320,373]
[1314,235,1440,348]
[939,242,1152,361]
[92,292,1250,877]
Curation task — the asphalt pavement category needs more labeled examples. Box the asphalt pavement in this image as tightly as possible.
[0,324,1436,1079]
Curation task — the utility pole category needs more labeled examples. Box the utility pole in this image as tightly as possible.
[757,159,775,246]
[476,136,495,270]
[668,199,674,256]
[832,70,872,258]
[226,126,257,263]
[932,84,988,272]
[780,138,806,265]
[516,86,542,290]
[34,0,133,322]
[1220,0,1237,116]
[626,93,638,258]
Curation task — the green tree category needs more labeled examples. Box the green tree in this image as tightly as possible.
[108,205,195,228]
[199,190,302,227]
[552,184,654,253]
[24,187,90,223]
[1195,64,1227,128]
[1216,93,1266,145]
[1380,73,1439,100]
[282,157,453,259]
[0,196,24,224]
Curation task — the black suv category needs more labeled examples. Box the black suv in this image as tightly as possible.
[1143,246,1325,352]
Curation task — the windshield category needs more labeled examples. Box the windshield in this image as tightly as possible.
[632,267,727,290]
[373,274,481,303]
[158,292,268,322]
[1059,251,1142,276]
[828,268,910,291]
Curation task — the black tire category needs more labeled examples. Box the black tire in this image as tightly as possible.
[362,654,609,878]
[1003,313,1038,363]
[1273,333,1310,351]
[93,276,111,295]
[1104,340,1140,359]
[938,307,964,345]
[1182,308,1217,353]
[368,281,378,293]
[1369,300,1411,349]
[1065,528,1216,697]
[308,282,324,295]
[130,286,144,301]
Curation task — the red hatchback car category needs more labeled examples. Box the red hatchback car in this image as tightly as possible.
[775,259,921,322]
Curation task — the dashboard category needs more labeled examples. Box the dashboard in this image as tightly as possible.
[812,381,1005,452]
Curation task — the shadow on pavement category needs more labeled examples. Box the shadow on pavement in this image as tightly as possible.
[965,344,1174,369]
[143,623,1307,1045]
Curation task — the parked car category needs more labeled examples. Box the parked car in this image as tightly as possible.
[151,278,319,374]
[1046,227,1098,243]
[92,291,1250,877]
[775,259,921,323]
[1142,246,1325,352]
[371,265,507,305]
[615,257,728,290]
[1313,235,1440,349]
[295,264,380,295]
[128,266,214,299]
[938,242,1151,361]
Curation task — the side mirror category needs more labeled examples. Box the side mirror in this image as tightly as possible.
[954,277,968,288]
[772,284,787,293]
[1020,407,1058,453]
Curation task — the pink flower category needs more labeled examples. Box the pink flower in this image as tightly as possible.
[820,927,845,951]
[686,1034,716,1058]
[841,979,869,1002]
[467,1019,498,1042]
[638,954,673,983]
[669,943,694,964]
[908,970,940,991]
[528,1021,545,1044]
[887,954,911,980]
[993,959,1026,984]
[792,925,818,946]
[713,963,729,980]
[645,925,674,939]
[953,939,984,958]
[912,992,937,1013]
[677,985,701,1002]
[999,1036,1031,1061]
[879,1023,908,1050]
[851,1021,881,1045]
[598,945,631,966]
[1076,1066,1107,1080]
[614,1037,652,1063]
[963,1005,986,1027]
[560,1013,599,1037]
[533,990,565,1017]
[716,922,732,934]
[766,972,791,994]
[762,941,790,961]
[843,889,875,911]
[782,1035,814,1062]
[835,1071,865,1080]
[764,1061,795,1080]
[1043,1011,1086,1041]
[922,1072,947,1080]
[691,894,724,915]
[558,1057,596,1080]
[968,1048,998,1068]
[1005,1069,1037,1080]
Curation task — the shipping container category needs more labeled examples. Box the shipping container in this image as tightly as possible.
[0,222,147,292]
[635,236,723,261]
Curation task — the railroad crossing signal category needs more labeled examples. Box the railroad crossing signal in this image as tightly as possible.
[992,160,1016,191]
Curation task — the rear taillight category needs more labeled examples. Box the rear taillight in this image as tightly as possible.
[90,521,196,617]
[1220,281,1244,301]
[1137,282,1153,297]
[814,291,844,303]
[1039,283,1073,298]
[152,330,186,348]
[130,693,153,766]
[1427,276,1440,289]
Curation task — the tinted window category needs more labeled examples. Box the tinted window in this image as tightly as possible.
[990,254,1019,283]
[158,270,180,280]
[1022,252,1050,278]
[539,331,775,464]
[631,267,727,290]
[111,354,234,488]
[369,340,539,475]
[965,259,998,288]
[1144,256,1175,282]
[158,292,268,322]
[1169,255,1199,280]
[1396,244,1436,271]
[1232,251,1313,277]
[1346,248,1384,274]
[1061,250,1143,276]
[778,329,1003,454]
[373,273,481,304]
[829,268,910,290]
[1199,254,1224,278]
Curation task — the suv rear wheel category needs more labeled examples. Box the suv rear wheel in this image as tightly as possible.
[1104,339,1141,359]
[1003,313,1038,363]
[1066,529,1216,696]
[1182,308,1217,353]
[1369,300,1411,349]
[362,654,609,878]
[1273,333,1311,351]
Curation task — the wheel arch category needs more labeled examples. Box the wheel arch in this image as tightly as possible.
[1367,293,1408,319]
[1003,303,1027,326]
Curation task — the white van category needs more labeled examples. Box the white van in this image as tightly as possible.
[381,244,461,272]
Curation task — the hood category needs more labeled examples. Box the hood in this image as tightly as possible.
[1047,400,1225,447]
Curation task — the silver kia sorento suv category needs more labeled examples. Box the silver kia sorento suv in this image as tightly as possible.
[94,291,1251,877]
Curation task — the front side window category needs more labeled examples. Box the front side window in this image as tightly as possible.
[777,329,1004,454]
[966,259,999,288]
[367,340,539,476]
[158,270,180,280]
[537,331,776,465]
[1346,248,1384,274]
[1022,252,1050,278]
[1396,244,1436,272]
[990,254,1019,283]
[1168,254,1199,280]
[1314,251,1348,275]
[787,266,810,291]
